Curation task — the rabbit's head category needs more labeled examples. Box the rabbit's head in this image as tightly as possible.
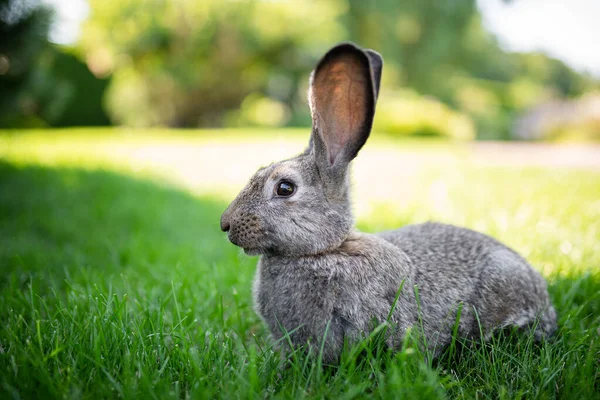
[221,43,382,256]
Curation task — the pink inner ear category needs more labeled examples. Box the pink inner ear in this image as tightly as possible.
[313,55,369,165]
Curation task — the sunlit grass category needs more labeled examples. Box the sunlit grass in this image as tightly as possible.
[1,129,599,398]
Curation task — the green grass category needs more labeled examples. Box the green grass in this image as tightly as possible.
[1,129,599,399]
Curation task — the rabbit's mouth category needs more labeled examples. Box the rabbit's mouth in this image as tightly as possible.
[227,233,262,255]
[243,247,262,256]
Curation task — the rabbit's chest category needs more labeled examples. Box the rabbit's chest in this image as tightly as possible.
[253,259,340,333]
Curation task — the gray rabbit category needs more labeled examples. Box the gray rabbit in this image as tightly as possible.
[220,43,557,362]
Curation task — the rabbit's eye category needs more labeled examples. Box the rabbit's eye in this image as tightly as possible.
[275,181,295,197]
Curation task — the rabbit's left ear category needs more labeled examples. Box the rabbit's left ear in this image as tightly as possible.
[308,43,383,168]
[364,49,383,99]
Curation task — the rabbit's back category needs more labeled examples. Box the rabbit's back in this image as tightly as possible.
[378,222,509,272]
[378,222,557,346]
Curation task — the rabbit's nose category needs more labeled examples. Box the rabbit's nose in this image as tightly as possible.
[220,208,233,232]
[220,219,230,232]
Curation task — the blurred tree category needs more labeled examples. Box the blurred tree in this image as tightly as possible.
[49,50,110,126]
[76,0,599,139]
[79,0,347,127]
[0,0,109,127]
[345,0,479,94]
[344,0,599,139]
[5,0,596,138]
[0,0,53,126]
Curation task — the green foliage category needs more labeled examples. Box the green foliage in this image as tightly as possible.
[0,1,109,127]
[1,129,599,398]
[79,0,346,127]
[374,90,475,139]
[3,0,600,138]
[0,0,53,126]
[45,49,111,127]
[348,0,599,140]
[74,0,600,139]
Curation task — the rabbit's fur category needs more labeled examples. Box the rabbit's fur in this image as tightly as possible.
[220,43,557,363]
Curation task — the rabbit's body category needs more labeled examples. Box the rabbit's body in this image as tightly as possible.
[253,230,416,361]
[253,222,555,362]
[379,223,556,343]
[221,43,556,363]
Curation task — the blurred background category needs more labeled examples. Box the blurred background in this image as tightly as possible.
[1,0,599,141]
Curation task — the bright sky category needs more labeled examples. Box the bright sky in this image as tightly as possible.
[42,0,600,77]
[41,0,89,45]
[478,0,600,77]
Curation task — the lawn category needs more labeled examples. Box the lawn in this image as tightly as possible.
[1,129,599,399]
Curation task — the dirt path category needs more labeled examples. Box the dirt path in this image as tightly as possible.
[468,142,600,170]
[118,139,600,217]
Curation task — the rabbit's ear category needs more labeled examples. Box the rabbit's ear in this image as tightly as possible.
[364,49,383,100]
[308,43,382,167]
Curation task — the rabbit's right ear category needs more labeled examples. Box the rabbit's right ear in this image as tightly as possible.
[307,43,382,172]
